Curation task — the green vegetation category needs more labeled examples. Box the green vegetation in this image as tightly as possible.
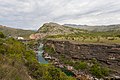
[74,61,87,70]
[0,32,76,80]
[62,59,74,66]
[0,32,5,38]
[44,45,55,54]
[0,25,35,38]
[90,64,110,78]
[37,22,120,44]
[47,31,120,44]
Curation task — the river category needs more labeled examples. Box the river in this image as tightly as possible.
[37,43,48,64]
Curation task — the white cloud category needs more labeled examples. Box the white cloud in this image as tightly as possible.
[0,0,120,29]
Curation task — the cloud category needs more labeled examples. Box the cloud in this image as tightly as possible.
[0,0,120,29]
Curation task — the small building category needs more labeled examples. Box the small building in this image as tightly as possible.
[17,37,24,40]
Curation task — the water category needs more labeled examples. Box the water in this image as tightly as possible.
[61,68,75,76]
[37,43,48,64]
[37,43,74,76]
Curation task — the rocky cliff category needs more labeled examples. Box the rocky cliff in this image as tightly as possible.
[44,39,120,78]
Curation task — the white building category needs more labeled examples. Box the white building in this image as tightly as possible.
[17,37,24,40]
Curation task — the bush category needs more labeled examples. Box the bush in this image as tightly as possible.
[0,32,5,38]
[44,45,55,54]
[90,64,102,78]
[101,67,110,76]
[90,64,109,78]
[116,34,120,38]
[74,61,87,70]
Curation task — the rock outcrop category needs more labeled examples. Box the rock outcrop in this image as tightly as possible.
[44,40,120,77]
[37,22,73,35]
[29,33,46,40]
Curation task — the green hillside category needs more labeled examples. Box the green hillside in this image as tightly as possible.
[47,29,120,44]
[0,25,35,38]
[0,32,75,80]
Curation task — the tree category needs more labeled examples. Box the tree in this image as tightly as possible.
[0,32,5,38]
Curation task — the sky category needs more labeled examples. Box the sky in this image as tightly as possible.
[0,0,120,30]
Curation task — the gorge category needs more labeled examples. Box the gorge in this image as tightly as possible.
[43,39,120,79]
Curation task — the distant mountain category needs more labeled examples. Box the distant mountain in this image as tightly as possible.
[64,24,120,31]
[64,24,88,28]
[0,25,35,38]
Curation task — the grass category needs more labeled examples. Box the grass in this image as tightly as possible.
[74,61,88,70]
[47,36,120,44]
[44,45,55,54]
[46,30,120,44]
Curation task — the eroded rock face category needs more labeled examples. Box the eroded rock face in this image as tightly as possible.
[29,34,36,40]
[29,33,46,40]
[44,40,120,75]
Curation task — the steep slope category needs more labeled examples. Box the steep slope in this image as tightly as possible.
[0,25,35,38]
[37,22,87,35]
[0,32,76,80]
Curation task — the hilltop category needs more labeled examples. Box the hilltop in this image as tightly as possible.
[37,22,87,35]
[30,22,87,40]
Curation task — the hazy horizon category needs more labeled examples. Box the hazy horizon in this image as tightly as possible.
[0,0,120,30]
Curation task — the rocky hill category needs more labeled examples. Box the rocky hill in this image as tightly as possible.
[0,25,35,38]
[37,22,87,35]
[30,22,87,40]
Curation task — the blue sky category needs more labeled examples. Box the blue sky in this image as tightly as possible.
[0,0,120,30]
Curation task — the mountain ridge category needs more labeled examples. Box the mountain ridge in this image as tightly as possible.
[64,24,120,31]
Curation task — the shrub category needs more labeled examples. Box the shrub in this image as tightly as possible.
[0,32,5,38]
[116,34,120,38]
[44,45,55,54]
[101,67,110,76]
[74,61,87,70]
[90,64,109,78]
[90,64,102,78]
